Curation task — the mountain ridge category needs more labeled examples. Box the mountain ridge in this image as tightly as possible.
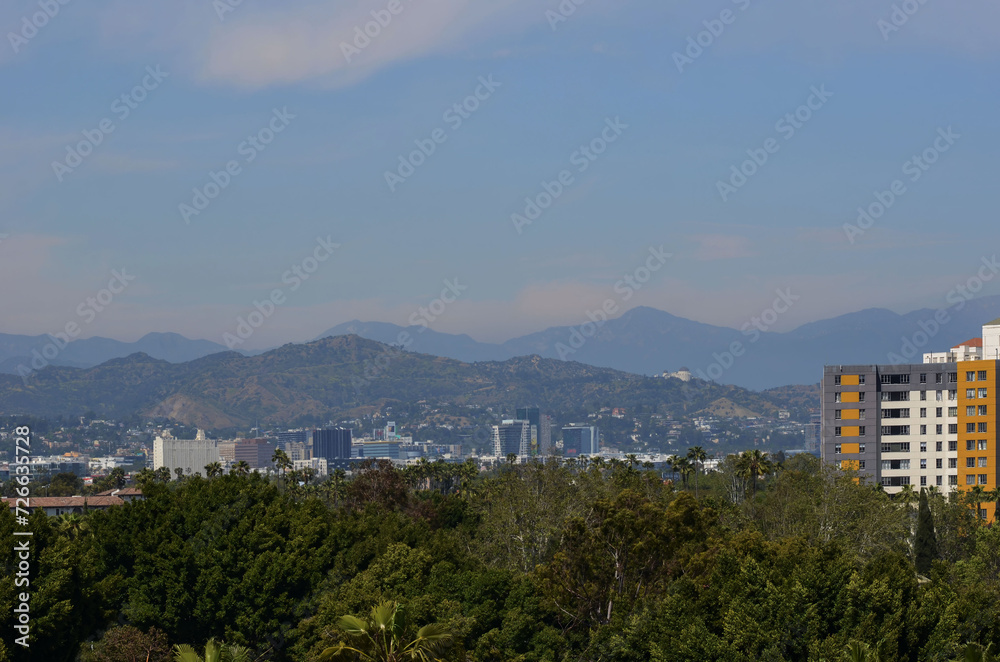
[5,296,1000,389]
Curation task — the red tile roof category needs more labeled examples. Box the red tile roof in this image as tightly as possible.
[95,487,144,497]
[953,338,983,348]
[3,496,124,508]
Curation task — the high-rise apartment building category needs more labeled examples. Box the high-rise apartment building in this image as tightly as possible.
[312,428,353,460]
[276,430,308,451]
[823,318,1000,521]
[492,420,531,457]
[153,432,219,474]
[516,407,552,455]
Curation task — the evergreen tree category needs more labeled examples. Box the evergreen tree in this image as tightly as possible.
[915,489,938,575]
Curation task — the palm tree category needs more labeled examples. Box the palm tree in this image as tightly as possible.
[987,486,1000,525]
[967,485,988,524]
[687,446,708,498]
[318,601,452,662]
[174,467,185,481]
[737,450,774,500]
[231,461,251,478]
[957,642,996,662]
[271,449,292,485]
[665,455,681,484]
[108,466,127,489]
[842,640,887,662]
[172,638,257,662]
[57,513,90,540]
[205,462,224,479]
[897,484,918,507]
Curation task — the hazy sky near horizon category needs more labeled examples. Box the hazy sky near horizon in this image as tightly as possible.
[1,0,999,347]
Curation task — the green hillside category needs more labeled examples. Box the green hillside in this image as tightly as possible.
[0,335,803,427]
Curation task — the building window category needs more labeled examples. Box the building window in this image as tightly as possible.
[859,375,866,385]
[920,476,927,486]
[936,441,943,452]
[967,371,976,382]
[920,373,927,384]
[881,374,911,384]
[980,474,989,485]
[835,428,842,438]
[949,458,957,468]
[936,425,943,435]
[920,408,927,418]
[859,443,866,453]
[936,374,943,384]
[920,459,927,469]
[936,391,943,401]
[949,440,958,451]
[979,440,989,451]
[834,444,842,454]
[980,388,989,398]
[968,423,977,433]
[859,427,866,437]
[858,460,866,469]
[949,390,957,401]
[949,475,958,485]
[967,475,977,485]
[949,407,958,417]
[835,375,841,385]
[835,392,841,403]
[967,440,976,451]
[967,389,977,399]
[979,370,988,381]
[859,409,866,420]
[835,409,841,420]
[980,457,989,468]
[980,405,989,416]
[981,509,989,520]
[920,441,927,452]
[921,391,927,401]
[936,475,943,485]
[920,425,927,435]
[936,407,943,417]
[968,406,977,417]
[881,459,910,470]
[859,391,866,402]
[967,457,976,468]
[936,458,943,469]
[980,422,988,433]
[949,373,958,383]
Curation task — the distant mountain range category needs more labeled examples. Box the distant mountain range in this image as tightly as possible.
[0,332,230,375]
[4,296,1000,390]
[316,296,1000,389]
[0,335,797,429]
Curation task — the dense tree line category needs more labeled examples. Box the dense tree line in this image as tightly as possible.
[2,455,999,661]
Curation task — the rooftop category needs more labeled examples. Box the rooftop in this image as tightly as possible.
[3,496,124,508]
[953,338,983,348]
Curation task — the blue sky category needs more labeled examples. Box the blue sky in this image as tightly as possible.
[1,0,999,347]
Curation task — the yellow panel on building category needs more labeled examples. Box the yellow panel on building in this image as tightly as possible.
[841,460,860,471]
[958,360,999,523]
[840,375,860,386]
[841,409,861,420]
[840,442,860,454]
[840,427,860,438]
[841,392,860,403]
